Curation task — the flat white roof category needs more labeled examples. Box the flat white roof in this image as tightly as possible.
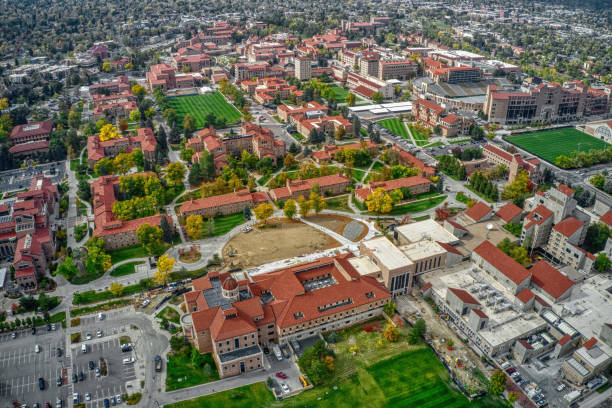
[361,237,413,270]
[396,219,459,244]
[348,256,381,276]
[400,240,446,260]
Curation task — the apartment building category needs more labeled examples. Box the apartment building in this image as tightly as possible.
[378,59,417,81]
[521,205,555,250]
[482,144,543,183]
[87,127,157,169]
[9,120,54,157]
[182,254,391,378]
[354,176,432,203]
[187,123,285,173]
[293,114,353,139]
[89,75,130,95]
[276,102,328,122]
[92,90,137,120]
[178,189,268,219]
[529,260,575,303]
[295,56,312,81]
[91,173,173,250]
[360,56,379,78]
[172,54,212,72]
[269,174,351,202]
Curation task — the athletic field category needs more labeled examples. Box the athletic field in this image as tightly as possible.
[167,92,242,129]
[378,118,410,139]
[506,128,610,163]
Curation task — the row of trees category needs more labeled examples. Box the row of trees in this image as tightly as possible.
[437,155,467,180]
[555,147,612,169]
[590,171,612,194]
[468,171,499,202]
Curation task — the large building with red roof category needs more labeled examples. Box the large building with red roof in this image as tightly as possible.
[529,260,574,302]
[472,240,531,294]
[91,173,173,250]
[89,75,130,96]
[182,254,391,378]
[0,175,60,292]
[92,89,137,121]
[269,174,351,202]
[276,102,328,122]
[179,189,268,219]
[9,120,54,157]
[354,176,431,203]
[311,141,378,163]
[482,143,542,183]
[188,123,285,174]
[87,127,157,169]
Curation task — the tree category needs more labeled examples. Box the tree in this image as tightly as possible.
[56,256,78,280]
[408,318,426,344]
[366,187,393,215]
[254,203,274,225]
[109,282,124,297]
[163,108,177,126]
[166,162,186,186]
[346,92,356,107]
[371,92,384,103]
[68,110,81,129]
[118,119,128,132]
[283,199,297,220]
[85,237,111,275]
[489,370,507,396]
[508,392,519,404]
[384,324,399,342]
[129,109,141,122]
[154,254,175,286]
[98,124,120,142]
[160,216,173,243]
[102,62,111,72]
[584,222,611,253]
[131,84,146,99]
[594,253,611,273]
[185,214,204,240]
[136,223,163,255]
[180,147,195,162]
[298,195,311,217]
[334,125,346,140]
[113,152,134,174]
[183,114,195,133]
[283,153,297,168]
[384,301,397,316]
[309,192,326,214]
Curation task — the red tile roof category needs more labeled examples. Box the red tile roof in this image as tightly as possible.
[518,339,533,350]
[583,337,597,350]
[15,266,36,279]
[558,334,571,345]
[473,240,530,285]
[465,201,492,223]
[530,261,574,300]
[9,120,54,140]
[495,202,522,223]
[9,140,50,154]
[448,287,480,305]
[553,217,583,238]
[600,211,612,228]
[516,287,535,303]
[483,144,513,162]
[421,282,432,291]
[445,218,467,231]
[355,176,431,201]
[179,189,255,215]
[557,184,574,197]
[472,308,488,319]
[436,241,462,256]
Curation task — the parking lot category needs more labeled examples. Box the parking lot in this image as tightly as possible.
[0,326,71,407]
[71,337,135,407]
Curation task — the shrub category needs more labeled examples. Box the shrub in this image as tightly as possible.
[71,333,81,343]
[126,393,142,405]
[70,318,81,326]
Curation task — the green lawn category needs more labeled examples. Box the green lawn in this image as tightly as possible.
[424,142,444,148]
[408,124,429,146]
[371,161,385,172]
[166,383,274,408]
[156,306,181,324]
[378,118,410,139]
[328,85,360,103]
[506,128,610,163]
[167,92,242,130]
[258,174,272,186]
[213,213,247,236]
[166,352,219,391]
[70,160,79,171]
[466,185,496,203]
[110,261,144,277]
[109,245,149,265]
[352,169,366,182]
[413,215,431,221]
[382,195,447,215]
[325,195,352,212]
[291,132,305,141]
[449,138,472,144]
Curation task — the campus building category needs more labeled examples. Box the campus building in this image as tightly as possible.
[182,254,391,378]
[188,123,285,173]
[354,176,432,203]
[91,173,173,250]
[146,63,203,91]
[87,127,157,169]
[412,99,470,137]
[391,145,436,177]
[378,59,417,81]
[276,102,328,122]
[8,120,54,157]
[427,66,483,84]
[92,90,137,120]
[293,114,353,139]
[234,63,284,82]
[295,56,312,81]
[269,174,351,202]
[89,75,130,95]
[178,189,269,219]
[346,72,394,99]
[311,141,378,163]
[172,54,212,72]
[240,78,303,105]
[482,144,542,183]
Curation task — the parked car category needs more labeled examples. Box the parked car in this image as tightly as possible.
[56,348,62,357]
[72,373,78,383]
[56,376,62,386]
[281,383,290,393]
[506,368,516,374]
[275,372,287,379]
[85,392,91,401]
[85,332,92,340]
[88,360,95,370]
[38,377,45,390]
[103,398,110,408]
[95,367,101,377]
[116,395,122,404]
[31,327,36,335]
[78,371,84,381]
[96,329,103,338]
[557,384,566,392]
[35,344,41,353]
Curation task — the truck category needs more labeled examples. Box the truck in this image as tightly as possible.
[154,355,163,372]
[272,345,282,361]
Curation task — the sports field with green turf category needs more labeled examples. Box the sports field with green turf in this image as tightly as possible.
[378,118,410,139]
[167,92,242,129]
[506,128,610,163]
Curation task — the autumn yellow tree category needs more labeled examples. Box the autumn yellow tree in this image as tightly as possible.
[384,324,399,342]
[129,109,141,122]
[298,195,311,217]
[254,203,274,225]
[185,214,204,240]
[166,162,186,186]
[283,153,297,168]
[109,282,124,296]
[502,170,530,206]
[283,199,297,219]
[309,192,326,214]
[366,187,393,215]
[154,254,175,286]
[131,84,146,99]
[102,62,111,72]
[346,93,356,107]
[99,124,120,142]
[113,152,134,175]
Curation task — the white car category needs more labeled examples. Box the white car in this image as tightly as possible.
[556,384,566,392]
[116,395,122,404]
[96,329,103,338]
[85,392,91,401]
[141,299,150,308]
[122,357,135,364]
[35,344,41,353]
[281,383,290,393]
[86,332,92,340]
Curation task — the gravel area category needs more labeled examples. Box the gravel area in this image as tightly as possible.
[343,220,365,241]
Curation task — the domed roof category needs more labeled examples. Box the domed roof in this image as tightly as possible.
[222,276,238,290]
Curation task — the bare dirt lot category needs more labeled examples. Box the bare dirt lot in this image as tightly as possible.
[222,219,341,268]
[306,214,368,241]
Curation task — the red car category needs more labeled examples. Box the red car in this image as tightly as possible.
[275,372,287,379]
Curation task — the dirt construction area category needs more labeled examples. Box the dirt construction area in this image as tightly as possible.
[222,219,341,269]
[306,214,368,242]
